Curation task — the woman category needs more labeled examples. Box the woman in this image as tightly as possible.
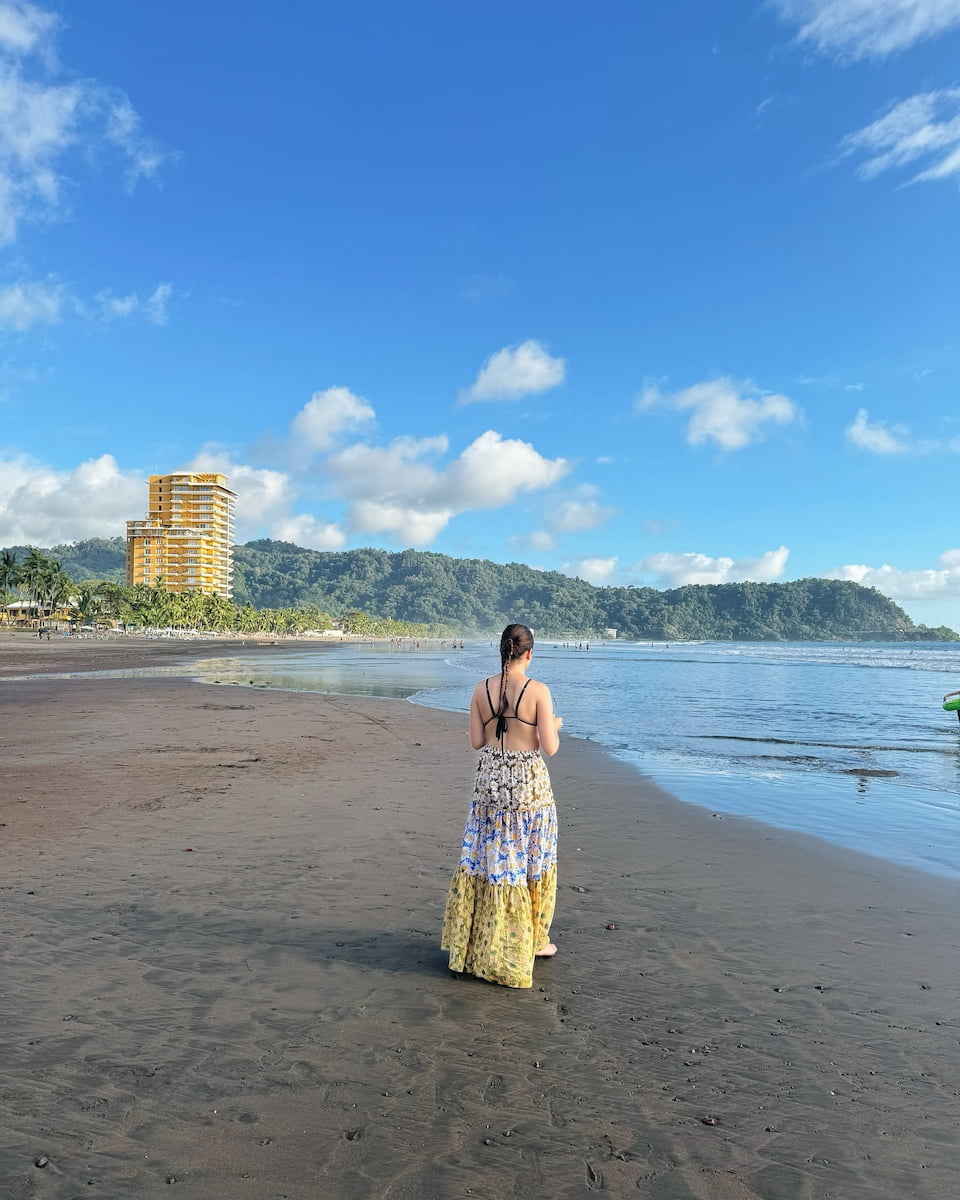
[441,623,563,988]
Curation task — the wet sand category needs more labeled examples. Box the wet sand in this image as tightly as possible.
[1,640,958,1198]
[0,632,320,681]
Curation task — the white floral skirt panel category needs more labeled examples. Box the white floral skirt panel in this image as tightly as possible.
[458,746,558,886]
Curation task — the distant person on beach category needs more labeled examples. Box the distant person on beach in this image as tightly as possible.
[944,690,960,723]
[441,622,563,988]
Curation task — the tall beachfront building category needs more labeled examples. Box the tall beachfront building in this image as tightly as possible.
[126,473,237,596]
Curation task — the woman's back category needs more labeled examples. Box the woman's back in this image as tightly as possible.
[471,673,559,754]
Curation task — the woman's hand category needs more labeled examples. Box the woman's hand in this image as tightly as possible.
[554,716,563,731]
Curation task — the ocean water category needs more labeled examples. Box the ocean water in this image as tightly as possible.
[21,639,960,878]
[409,639,960,880]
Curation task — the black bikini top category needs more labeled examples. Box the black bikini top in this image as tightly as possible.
[484,678,536,741]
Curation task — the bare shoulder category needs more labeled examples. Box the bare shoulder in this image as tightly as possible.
[527,678,553,704]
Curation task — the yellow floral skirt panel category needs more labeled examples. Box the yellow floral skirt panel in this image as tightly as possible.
[441,746,558,989]
[442,865,557,989]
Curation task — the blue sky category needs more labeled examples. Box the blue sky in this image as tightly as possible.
[2,0,960,627]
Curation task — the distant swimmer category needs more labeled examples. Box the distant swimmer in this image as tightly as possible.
[943,690,960,723]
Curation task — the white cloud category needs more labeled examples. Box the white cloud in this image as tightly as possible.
[104,93,172,191]
[0,277,175,333]
[350,500,453,546]
[548,497,617,533]
[769,0,960,60]
[441,430,568,508]
[0,443,343,552]
[561,556,619,585]
[797,373,866,390]
[271,513,346,551]
[0,398,571,552]
[829,550,960,600]
[0,2,57,54]
[509,530,556,554]
[845,408,960,454]
[142,282,171,325]
[637,377,799,450]
[100,292,138,319]
[845,408,910,453]
[326,435,449,503]
[0,452,144,544]
[324,432,455,545]
[0,1,172,245]
[529,529,555,551]
[458,339,565,404]
[289,386,376,454]
[0,277,62,328]
[638,546,790,587]
[185,448,300,543]
[93,281,173,325]
[839,89,960,185]
[325,428,568,546]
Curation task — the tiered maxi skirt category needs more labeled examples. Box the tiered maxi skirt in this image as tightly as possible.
[441,745,558,989]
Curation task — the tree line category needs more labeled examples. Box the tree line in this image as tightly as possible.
[0,547,454,638]
[2,537,956,641]
[229,540,957,641]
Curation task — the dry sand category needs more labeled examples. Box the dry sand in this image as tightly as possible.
[1,637,958,1199]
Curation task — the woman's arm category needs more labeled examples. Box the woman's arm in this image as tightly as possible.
[469,684,487,750]
[536,683,562,757]
[944,690,960,701]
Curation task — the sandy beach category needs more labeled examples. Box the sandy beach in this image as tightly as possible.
[2,637,958,1199]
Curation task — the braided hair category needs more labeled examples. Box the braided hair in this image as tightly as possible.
[495,623,534,739]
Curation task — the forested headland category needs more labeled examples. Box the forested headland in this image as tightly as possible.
[0,543,451,637]
[2,536,955,641]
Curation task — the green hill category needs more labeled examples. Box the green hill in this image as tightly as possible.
[2,537,128,583]
[229,541,953,640]
[3,536,955,641]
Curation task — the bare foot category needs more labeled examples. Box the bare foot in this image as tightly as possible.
[535,943,558,957]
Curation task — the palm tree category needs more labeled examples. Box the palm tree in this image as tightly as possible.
[148,587,176,630]
[0,549,18,624]
[237,604,260,634]
[93,581,129,625]
[205,593,236,632]
[68,586,102,628]
[0,548,18,592]
[10,550,72,626]
[43,566,74,620]
[181,589,207,630]
[18,548,49,618]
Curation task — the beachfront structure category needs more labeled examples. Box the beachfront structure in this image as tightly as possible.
[126,473,236,596]
[2,598,78,628]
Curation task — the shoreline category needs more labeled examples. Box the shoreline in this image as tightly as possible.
[2,644,959,1196]
[5,635,957,884]
[0,632,468,688]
